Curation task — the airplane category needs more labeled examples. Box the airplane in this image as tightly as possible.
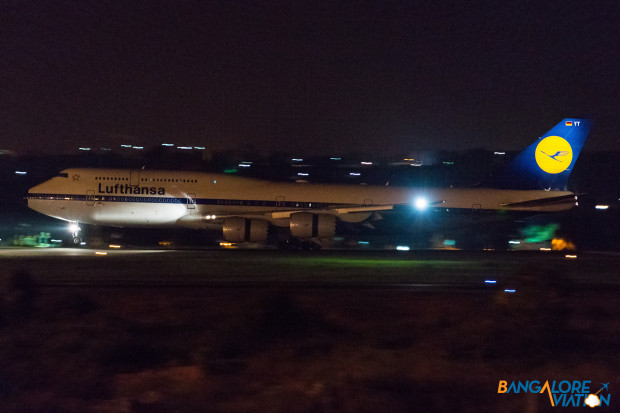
[26,118,591,247]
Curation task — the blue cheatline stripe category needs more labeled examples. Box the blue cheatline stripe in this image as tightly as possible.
[26,193,338,209]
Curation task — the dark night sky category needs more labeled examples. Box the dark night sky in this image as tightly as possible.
[2,0,619,155]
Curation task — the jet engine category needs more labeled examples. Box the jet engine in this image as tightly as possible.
[223,217,269,242]
[289,213,336,239]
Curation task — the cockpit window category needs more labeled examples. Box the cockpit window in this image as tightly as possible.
[58,173,69,178]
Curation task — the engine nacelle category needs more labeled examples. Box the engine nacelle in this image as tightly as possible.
[289,213,336,239]
[223,217,269,243]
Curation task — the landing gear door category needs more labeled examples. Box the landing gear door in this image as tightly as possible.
[130,170,140,186]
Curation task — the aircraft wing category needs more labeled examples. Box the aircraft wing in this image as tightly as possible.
[500,194,577,208]
[269,204,395,219]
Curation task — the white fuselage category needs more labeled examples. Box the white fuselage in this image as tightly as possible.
[27,168,576,229]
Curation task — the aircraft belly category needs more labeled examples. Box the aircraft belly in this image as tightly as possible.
[98,202,187,226]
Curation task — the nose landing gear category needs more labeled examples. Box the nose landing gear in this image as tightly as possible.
[68,222,83,246]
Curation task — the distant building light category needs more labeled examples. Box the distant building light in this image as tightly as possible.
[442,161,454,165]
[504,289,516,293]
[121,144,132,148]
[292,158,303,162]
[240,161,253,164]
[194,146,205,150]
[358,241,370,245]
[78,147,91,151]
[14,171,27,175]
[494,152,506,155]
[162,143,175,147]
[484,280,497,284]
[330,157,342,160]
[177,146,193,150]
[508,240,521,244]
[297,172,309,176]
[238,163,251,168]
[403,158,414,161]
[396,245,410,251]
[349,172,361,176]
[361,161,373,165]
[132,146,143,150]
[595,205,609,210]
[565,254,578,259]
[540,247,551,251]
[224,169,238,174]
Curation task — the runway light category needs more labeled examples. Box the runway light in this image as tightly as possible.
[292,158,303,162]
[504,289,516,293]
[361,161,373,165]
[414,196,428,210]
[349,172,361,176]
[162,143,175,147]
[297,172,309,176]
[396,245,410,251]
[565,254,578,259]
[14,171,27,175]
[508,240,521,244]
[540,247,551,251]
[108,244,121,249]
[238,163,251,167]
[95,251,107,255]
[330,157,341,160]
[485,280,497,284]
[595,205,609,210]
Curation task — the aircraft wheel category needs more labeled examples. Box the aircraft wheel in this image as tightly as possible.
[72,236,82,246]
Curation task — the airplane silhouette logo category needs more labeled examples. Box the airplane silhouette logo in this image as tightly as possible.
[600,383,609,392]
[540,150,570,162]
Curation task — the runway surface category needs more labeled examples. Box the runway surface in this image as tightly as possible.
[1,247,618,291]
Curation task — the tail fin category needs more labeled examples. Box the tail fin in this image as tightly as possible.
[493,118,591,190]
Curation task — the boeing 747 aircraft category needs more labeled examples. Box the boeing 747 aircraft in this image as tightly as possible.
[27,119,591,246]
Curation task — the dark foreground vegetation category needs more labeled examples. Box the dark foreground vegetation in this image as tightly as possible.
[0,264,618,413]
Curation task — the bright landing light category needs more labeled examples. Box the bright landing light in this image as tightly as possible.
[414,196,429,210]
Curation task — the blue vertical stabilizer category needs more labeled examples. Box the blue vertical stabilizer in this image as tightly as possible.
[493,118,591,190]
